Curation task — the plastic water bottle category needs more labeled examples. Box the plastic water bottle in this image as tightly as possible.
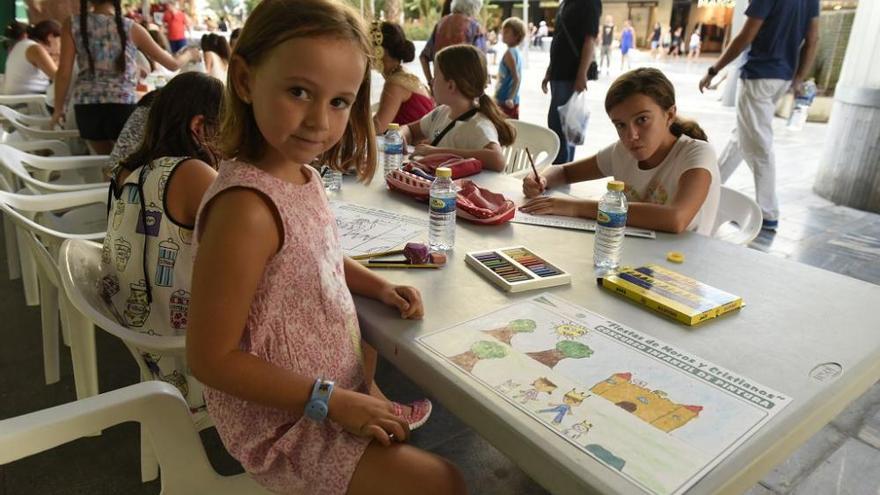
[594,180,628,270]
[787,79,817,131]
[321,165,342,192]
[429,167,456,251]
[383,124,404,176]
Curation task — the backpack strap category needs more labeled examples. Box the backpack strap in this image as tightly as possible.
[431,107,479,147]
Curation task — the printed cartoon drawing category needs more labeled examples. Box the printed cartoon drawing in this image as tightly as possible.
[585,444,626,471]
[101,238,112,265]
[178,227,193,245]
[449,340,509,373]
[158,171,171,199]
[513,377,557,405]
[136,202,162,237]
[495,379,520,395]
[126,186,140,204]
[591,372,703,432]
[114,237,132,272]
[538,389,589,424]
[527,340,594,368]
[562,419,593,441]
[169,290,190,331]
[124,280,151,327]
[534,295,558,307]
[100,274,120,300]
[142,351,162,376]
[155,238,180,287]
[482,319,537,345]
[554,321,589,340]
[112,200,125,229]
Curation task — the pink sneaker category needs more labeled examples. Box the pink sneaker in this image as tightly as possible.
[392,399,433,430]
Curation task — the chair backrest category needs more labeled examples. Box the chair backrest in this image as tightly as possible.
[0,105,79,141]
[0,381,270,495]
[58,239,186,356]
[712,186,762,245]
[0,144,108,193]
[502,120,560,174]
[0,94,50,117]
[0,186,106,242]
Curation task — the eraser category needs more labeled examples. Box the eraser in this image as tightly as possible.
[666,251,685,263]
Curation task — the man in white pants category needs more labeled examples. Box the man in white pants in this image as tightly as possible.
[699,0,819,231]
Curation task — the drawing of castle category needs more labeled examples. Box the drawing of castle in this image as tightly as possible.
[590,372,702,432]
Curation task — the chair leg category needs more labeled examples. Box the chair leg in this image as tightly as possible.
[16,228,40,306]
[61,296,99,399]
[140,423,160,482]
[4,215,21,280]
[38,277,60,385]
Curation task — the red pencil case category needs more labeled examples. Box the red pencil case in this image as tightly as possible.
[384,172,514,225]
[405,153,482,179]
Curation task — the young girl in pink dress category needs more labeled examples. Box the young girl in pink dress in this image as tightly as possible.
[185,1,465,493]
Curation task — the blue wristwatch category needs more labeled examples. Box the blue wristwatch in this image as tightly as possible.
[304,378,335,422]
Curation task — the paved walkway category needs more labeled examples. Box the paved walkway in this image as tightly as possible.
[2,45,879,494]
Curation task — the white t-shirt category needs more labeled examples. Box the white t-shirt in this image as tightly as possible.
[596,134,720,235]
[417,105,499,151]
[2,40,51,95]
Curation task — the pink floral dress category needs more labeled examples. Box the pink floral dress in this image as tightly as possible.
[195,161,370,494]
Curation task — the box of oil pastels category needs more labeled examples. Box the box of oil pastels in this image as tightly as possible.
[464,246,571,293]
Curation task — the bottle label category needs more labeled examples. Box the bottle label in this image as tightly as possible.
[430,196,457,214]
[385,143,404,155]
[597,210,626,228]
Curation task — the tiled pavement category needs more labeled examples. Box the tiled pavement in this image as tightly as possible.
[2,45,879,494]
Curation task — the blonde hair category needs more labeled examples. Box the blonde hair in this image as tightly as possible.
[502,17,526,45]
[435,44,515,146]
[218,0,376,181]
[605,68,708,142]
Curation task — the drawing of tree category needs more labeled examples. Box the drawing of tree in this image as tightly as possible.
[482,319,537,345]
[527,341,593,369]
[450,340,509,372]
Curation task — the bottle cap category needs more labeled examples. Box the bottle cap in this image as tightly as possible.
[387,123,399,130]
[435,167,452,178]
[608,180,624,192]
[666,251,685,263]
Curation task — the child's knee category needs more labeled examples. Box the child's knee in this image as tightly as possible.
[424,456,466,495]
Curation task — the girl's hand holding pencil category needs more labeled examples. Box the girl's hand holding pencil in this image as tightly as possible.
[522,174,548,198]
[328,389,410,446]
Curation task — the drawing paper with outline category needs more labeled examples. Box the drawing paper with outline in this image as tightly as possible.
[330,201,426,257]
[417,293,790,495]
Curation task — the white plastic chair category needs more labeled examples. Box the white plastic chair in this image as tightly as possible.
[502,120,560,175]
[0,381,270,495]
[0,185,106,394]
[0,93,50,117]
[0,144,108,194]
[0,105,80,142]
[59,238,213,482]
[712,186,763,245]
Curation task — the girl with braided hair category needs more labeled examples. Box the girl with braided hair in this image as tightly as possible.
[52,0,198,154]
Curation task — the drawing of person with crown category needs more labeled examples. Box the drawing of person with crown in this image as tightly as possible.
[539,389,589,424]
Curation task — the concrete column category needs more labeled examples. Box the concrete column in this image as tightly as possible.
[721,0,747,107]
[813,1,880,213]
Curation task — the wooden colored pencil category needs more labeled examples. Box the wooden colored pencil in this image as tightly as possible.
[525,147,539,180]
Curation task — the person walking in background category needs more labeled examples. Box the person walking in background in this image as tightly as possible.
[688,23,701,59]
[495,17,525,119]
[700,0,819,231]
[536,20,548,49]
[599,15,614,75]
[418,0,485,88]
[668,26,682,57]
[543,0,601,164]
[650,22,662,60]
[619,19,634,70]
[162,0,188,53]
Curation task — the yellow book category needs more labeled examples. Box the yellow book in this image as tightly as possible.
[601,264,744,326]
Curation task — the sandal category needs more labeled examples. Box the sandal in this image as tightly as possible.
[392,398,433,430]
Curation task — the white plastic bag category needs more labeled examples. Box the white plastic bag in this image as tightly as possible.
[558,91,590,146]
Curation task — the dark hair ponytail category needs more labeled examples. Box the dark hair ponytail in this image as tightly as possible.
[380,22,415,62]
[436,44,515,147]
[605,67,708,142]
[112,0,128,73]
[80,0,94,73]
[477,94,515,146]
[4,21,28,50]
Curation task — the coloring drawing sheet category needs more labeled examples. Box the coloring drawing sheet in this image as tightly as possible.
[418,293,790,495]
[511,211,657,239]
[330,201,426,257]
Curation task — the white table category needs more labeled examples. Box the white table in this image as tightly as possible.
[335,171,880,495]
